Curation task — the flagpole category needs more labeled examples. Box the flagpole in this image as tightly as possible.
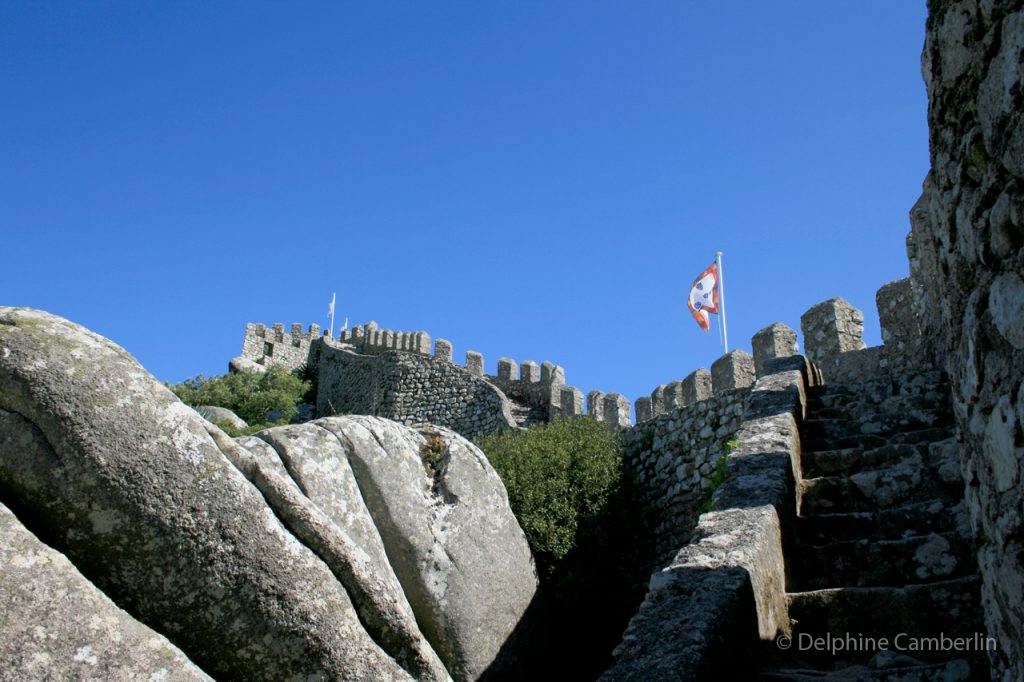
[716,251,728,352]
[329,293,336,338]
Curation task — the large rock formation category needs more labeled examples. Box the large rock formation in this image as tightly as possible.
[0,307,538,681]
[910,2,1024,678]
[0,498,211,681]
[316,416,539,682]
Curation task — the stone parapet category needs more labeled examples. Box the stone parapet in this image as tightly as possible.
[559,386,584,418]
[605,356,811,679]
[752,323,799,376]
[800,297,866,367]
[682,368,712,406]
[711,350,755,394]
[602,393,631,429]
[587,390,606,422]
[434,338,453,363]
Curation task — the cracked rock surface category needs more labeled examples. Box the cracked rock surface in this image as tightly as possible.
[0,307,537,681]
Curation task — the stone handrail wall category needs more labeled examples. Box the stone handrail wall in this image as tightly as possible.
[602,355,811,680]
[621,387,749,566]
[603,278,946,678]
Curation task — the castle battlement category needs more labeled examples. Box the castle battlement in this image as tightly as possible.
[239,321,329,373]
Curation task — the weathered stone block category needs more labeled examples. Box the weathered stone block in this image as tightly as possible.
[752,323,799,376]
[521,361,540,383]
[393,331,403,350]
[587,390,606,421]
[800,297,866,366]
[381,330,393,350]
[560,386,584,417]
[272,322,285,341]
[603,393,631,428]
[711,350,755,394]
[434,339,453,363]
[415,331,431,355]
[876,279,920,346]
[541,361,565,387]
[651,385,667,417]
[291,323,303,336]
[664,381,684,412]
[681,368,713,405]
[309,323,320,337]
[466,351,484,377]
[635,396,653,423]
[497,358,518,383]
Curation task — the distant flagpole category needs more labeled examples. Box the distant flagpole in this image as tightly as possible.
[716,251,728,352]
[328,292,336,338]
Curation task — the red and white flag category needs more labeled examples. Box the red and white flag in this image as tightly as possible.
[687,261,720,332]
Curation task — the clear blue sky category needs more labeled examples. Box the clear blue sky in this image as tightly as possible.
[1,2,930,416]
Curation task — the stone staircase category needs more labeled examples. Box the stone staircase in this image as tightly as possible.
[508,399,548,428]
[758,371,988,681]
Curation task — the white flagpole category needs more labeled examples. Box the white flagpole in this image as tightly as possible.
[716,251,728,353]
[328,292,336,338]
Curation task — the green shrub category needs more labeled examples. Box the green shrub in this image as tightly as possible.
[476,417,622,571]
[697,437,739,514]
[168,365,311,426]
[478,417,657,680]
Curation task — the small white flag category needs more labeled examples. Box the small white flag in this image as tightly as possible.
[328,292,336,317]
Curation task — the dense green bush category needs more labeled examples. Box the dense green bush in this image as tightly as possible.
[477,416,656,680]
[168,365,310,427]
[476,417,623,571]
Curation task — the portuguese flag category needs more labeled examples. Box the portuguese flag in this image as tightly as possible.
[687,261,720,332]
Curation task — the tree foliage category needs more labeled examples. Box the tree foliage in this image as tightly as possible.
[476,416,623,571]
[168,365,310,426]
[477,416,657,680]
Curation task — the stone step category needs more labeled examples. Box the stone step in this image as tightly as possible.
[507,401,548,428]
[801,411,953,445]
[795,500,966,545]
[776,577,984,669]
[808,386,952,415]
[800,464,961,515]
[801,439,961,481]
[759,657,978,681]
[788,531,976,591]
[806,371,948,402]
[802,425,955,453]
[801,443,923,478]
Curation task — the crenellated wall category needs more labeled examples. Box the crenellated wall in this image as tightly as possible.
[316,338,516,438]
[621,387,749,566]
[240,322,326,373]
[605,280,948,679]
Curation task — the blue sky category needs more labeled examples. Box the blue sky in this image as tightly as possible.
[1,2,930,416]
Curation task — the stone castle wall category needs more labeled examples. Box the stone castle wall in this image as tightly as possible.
[911,2,1024,676]
[621,387,748,566]
[316,339,516,438]
[240,318,636,435]
[606,281,950,678]
[241,322,325,373]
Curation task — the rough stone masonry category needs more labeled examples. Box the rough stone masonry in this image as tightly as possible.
[910,2,1024,678]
